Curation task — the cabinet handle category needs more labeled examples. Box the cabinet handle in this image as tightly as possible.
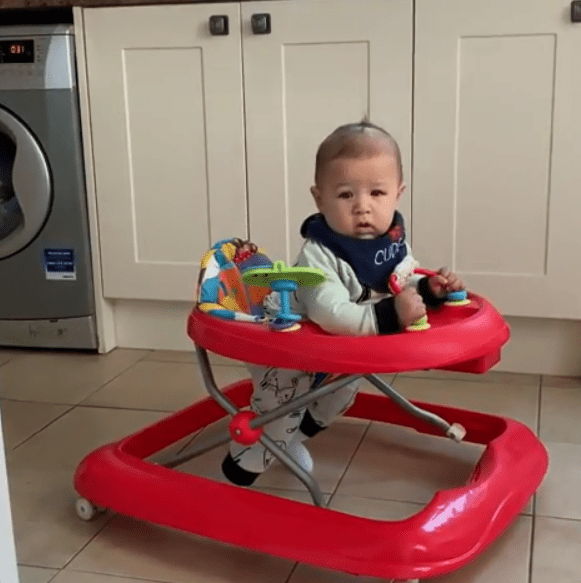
[209,15,229,36]
[572,1,581,21]
[251,13,272,35]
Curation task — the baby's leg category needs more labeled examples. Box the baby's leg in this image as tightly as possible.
[222,365,313,486]
[299,377,360,439]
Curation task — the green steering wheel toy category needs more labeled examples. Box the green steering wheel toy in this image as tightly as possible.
[242,261,327,331]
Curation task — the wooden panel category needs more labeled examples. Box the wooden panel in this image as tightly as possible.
[83,4,246,300]
[454,35,555,275]
[414,0,581,318]
[243,0,412,263]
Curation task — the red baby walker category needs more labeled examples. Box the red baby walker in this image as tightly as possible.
[74,238,548,582]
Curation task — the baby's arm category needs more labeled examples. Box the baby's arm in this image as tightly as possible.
[295,243,401,336]
[396,243,446,309]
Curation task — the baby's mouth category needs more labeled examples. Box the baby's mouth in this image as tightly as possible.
[357,222,372,229]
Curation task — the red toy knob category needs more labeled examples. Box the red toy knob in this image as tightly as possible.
[229,411,263,445]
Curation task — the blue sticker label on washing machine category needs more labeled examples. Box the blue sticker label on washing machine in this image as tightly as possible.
[44,249,76,281]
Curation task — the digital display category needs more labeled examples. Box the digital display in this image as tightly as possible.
[0,40,34,64]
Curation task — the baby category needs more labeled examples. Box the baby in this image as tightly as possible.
[222,121,464,486]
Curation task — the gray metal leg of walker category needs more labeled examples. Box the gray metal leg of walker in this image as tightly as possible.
[364,374,466,442]
[259,434,326,507]
[184,345,334,505]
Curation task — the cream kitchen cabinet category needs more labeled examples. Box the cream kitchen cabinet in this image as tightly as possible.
[83,0,412,300]
[83,3,247,301]
[413,0,581,318]
[242,0,412,264]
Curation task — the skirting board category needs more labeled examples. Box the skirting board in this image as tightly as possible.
[111,300,581,377]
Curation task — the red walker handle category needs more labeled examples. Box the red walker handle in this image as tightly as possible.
[389,268,437,295]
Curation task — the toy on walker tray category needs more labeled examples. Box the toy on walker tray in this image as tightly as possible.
[73,238,548,583]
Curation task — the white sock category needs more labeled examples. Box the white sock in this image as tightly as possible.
[286,433,314,473]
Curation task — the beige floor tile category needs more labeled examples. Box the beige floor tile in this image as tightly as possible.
[6,407,165,471]
[532,517,581,583]
[67,514,295,583]
[391,375,540,432]
[335,422,483,504]
[8,466,110,569]
[52,572,161,583]
[0,348,29,366]
[0,349,149,404]
[18,566,58,583]
[0,400,71,449]
[542,375,581,389]
[399,369,540,386]
[258,487,331,506]
[536,442,581,520]
[540,376,581,444]
[82,361,249,412]
[256,419,369,493]
[289,499,532,583]
[145,348,246,367]
[178,418,368,495]
[329,494,423,519]
[143,349,197,364]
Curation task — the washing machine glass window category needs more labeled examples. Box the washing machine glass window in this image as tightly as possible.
[0,131,24,241]
[0,105,51,259]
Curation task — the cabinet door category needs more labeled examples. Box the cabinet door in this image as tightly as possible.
[242,0,412,263]
[83,4,247,301]
[414,0,581,318]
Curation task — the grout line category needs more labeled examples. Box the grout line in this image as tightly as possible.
[529,376,544,583]
[528,513,537,583]
[533,514,581,524]
[284,563,299,583]
[59,512,116,572]
[10,405,77,452]
[327,420,372,506]
[75,403,175,414]
[58,566,175,583]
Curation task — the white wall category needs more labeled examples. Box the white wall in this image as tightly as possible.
[0,407,19,583]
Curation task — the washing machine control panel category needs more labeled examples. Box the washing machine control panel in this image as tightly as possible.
[0,31,75,91]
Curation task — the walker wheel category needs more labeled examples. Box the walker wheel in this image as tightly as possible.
[446,422,467,442]
[76,497,105,521]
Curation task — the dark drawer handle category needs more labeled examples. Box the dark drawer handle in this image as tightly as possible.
[209,15,229,36]
[251,13,271,35]
[572,1,581,22]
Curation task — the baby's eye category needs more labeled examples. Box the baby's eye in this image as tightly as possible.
[371,190,387,197]
[338,191,352,199]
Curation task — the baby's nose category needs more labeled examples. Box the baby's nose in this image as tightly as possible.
[353,197,371,212]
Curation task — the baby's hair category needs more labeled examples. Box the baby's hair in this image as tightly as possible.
[314,118,403,185]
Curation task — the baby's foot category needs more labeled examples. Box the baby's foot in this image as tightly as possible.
[286,439,314,474]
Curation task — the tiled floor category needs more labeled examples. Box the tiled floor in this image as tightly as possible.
[0,348,580,583]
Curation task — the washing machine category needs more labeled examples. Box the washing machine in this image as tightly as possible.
[0,24,97,350]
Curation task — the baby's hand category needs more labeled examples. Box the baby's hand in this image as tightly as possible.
[429,267,465,299]
[394,287,427,329]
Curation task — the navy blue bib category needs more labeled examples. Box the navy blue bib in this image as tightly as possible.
[300,212,407,293]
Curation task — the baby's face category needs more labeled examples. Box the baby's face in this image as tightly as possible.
[312,153,404,239]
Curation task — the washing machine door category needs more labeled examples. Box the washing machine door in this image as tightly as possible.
[0,105,51,260]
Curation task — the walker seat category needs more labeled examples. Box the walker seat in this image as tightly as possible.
[74,238,548,582]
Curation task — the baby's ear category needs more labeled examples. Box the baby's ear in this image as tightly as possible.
[311,186,322,209]
[397,182,407,201]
